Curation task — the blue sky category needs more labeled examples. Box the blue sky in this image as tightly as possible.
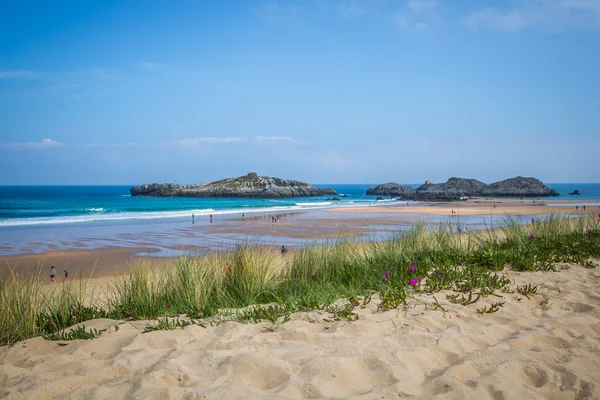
[1,0,599,185]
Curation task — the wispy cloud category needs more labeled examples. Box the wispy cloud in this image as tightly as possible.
[0,70,37,79]
[1,138,65,149]
[254,136,300,144]
[65,136,302,149]
[462,0,600,32]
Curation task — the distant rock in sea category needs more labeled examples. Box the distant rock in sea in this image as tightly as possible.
[366,183,415,198]
[130,172,338,198]
[569,190,580,195]
[413,177,487,201]
[367,176,559,201]
[482,176,559,197]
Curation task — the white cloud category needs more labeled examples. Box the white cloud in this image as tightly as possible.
[254,135,300,144]
[462,0,600,32]
[0,70,37,79]
[1,138,65,149]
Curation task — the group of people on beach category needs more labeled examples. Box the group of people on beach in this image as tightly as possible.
[49,266,68,282]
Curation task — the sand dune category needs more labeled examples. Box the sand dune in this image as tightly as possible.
[1,265,599,399]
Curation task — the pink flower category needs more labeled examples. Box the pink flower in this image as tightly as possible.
[382,272,390,280]
[585,236,589,241]
[409,264,415,271]
[167,303,171,310]
[587,229,593,233]
[410,279,419,286]
[530,234,535,240]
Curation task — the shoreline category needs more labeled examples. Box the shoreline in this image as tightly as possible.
[3,198,599,280]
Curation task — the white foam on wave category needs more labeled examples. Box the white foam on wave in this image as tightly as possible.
[87,208,104,212]
[296,202,332,207]
[0,208,215,227]
[0,199,422,228]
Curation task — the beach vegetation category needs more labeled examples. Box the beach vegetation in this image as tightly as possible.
[42,324,102,341]
[1,214,599,346]
[143,317,195,333]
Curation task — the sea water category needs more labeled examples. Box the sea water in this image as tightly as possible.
[0,184,416,228]
[1,183,599,228]
[1,183,599,256]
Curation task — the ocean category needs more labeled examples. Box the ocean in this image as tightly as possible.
[1,183,599,257]
[1,183,599,228]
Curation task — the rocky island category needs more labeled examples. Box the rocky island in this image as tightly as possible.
[130,173,337,198]
[366,183,415,198]
[366,176,559,201]
[481,176,559,197]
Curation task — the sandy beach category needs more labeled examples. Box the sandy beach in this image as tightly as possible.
[1,199,599,399]
[1,263,599,399]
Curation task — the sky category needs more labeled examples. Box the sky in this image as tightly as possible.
[1,0,599,185]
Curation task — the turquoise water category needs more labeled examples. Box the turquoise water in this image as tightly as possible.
[0,183,599,228]
[1,183,598,257]
[0,184,413,227]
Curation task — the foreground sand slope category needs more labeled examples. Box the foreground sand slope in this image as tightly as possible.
[1,265,599,400]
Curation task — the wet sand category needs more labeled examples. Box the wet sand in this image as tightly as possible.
[2,198,599,280]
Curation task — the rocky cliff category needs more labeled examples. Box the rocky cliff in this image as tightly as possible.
[366,183,416,197]
[481,176,559,197]
[130,173,338,198]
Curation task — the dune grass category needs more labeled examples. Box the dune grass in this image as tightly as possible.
[1,214,599,345]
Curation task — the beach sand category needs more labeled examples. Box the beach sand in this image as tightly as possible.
[1,264,598,399]
[1,200,600,399]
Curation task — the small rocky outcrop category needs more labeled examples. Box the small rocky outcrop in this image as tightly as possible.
[413,177,488,201]
[131,173,337,198]
[366,183,416,198]
[569,190,580,195]
[481,176,559,197]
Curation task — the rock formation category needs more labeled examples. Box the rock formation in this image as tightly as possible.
[569,190,580,196]
[366,183,415,198]
[366,176,558,201]
[412,177,488,201]
[481,177,559,197]
[131,173,337,198]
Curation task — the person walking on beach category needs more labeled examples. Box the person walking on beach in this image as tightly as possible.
[50,266,56,283]
[64,269,69,280]
[281,245,288,258]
